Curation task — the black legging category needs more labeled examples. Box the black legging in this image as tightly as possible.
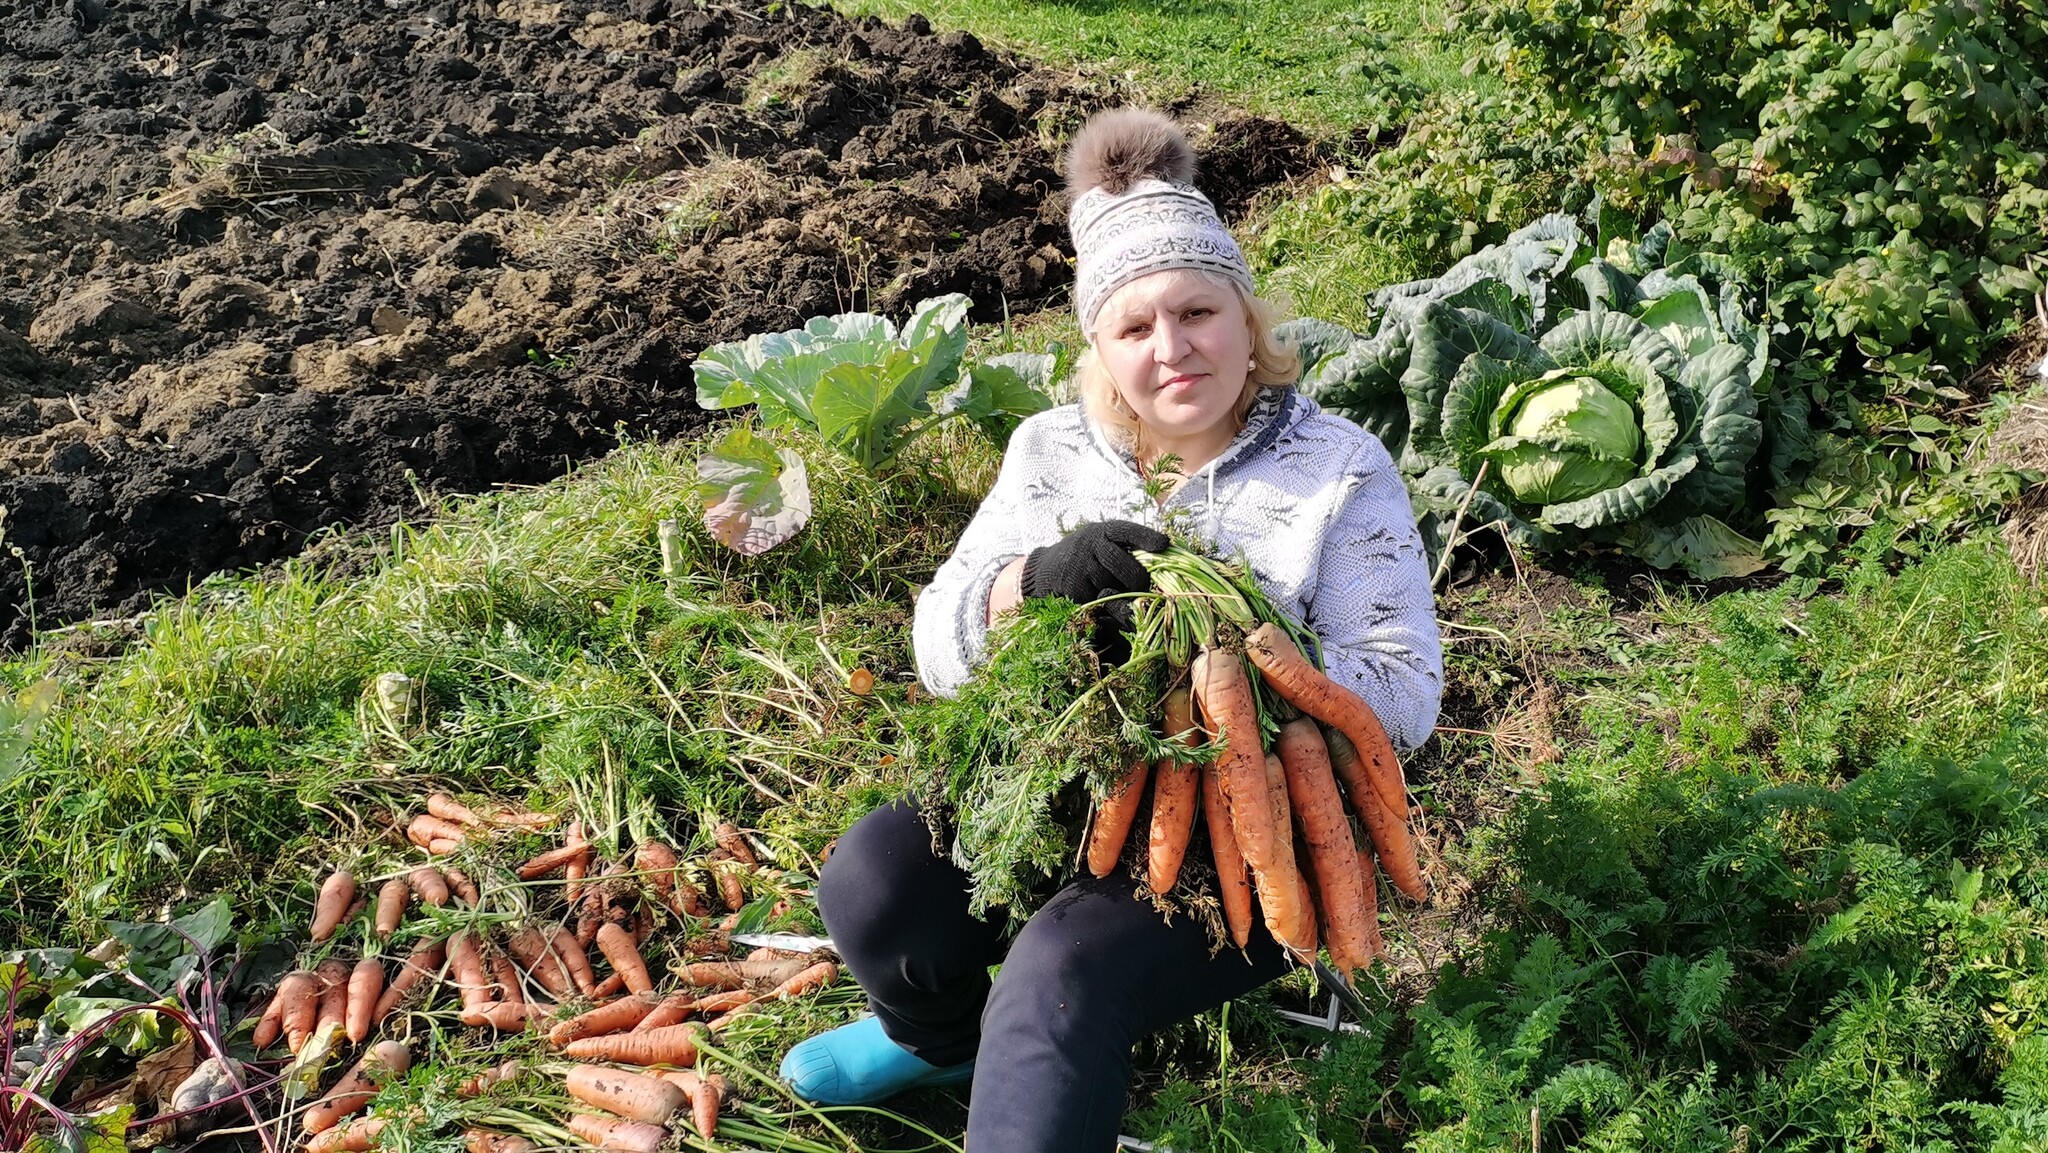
[817,798,1293,1153]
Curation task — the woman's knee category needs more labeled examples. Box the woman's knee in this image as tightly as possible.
[816,799,954,947]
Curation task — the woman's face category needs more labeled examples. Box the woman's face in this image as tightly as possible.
[1095,270,1254,453]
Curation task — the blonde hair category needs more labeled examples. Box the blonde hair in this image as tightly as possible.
[1078,271,1300,469]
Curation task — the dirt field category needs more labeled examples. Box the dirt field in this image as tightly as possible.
[0,0,1314,645]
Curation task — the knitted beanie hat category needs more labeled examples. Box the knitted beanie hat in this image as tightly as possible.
[1066,109,1256,341]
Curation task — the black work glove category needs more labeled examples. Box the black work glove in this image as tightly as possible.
[1020,520,1170,666]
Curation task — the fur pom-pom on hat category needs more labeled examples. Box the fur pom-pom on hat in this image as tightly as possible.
[1064,108,1254,339]
[1065,108,1197,198]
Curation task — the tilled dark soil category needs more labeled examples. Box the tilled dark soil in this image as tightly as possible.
[0,0,1316,645]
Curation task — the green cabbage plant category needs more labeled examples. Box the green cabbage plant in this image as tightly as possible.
[1292,214,1790,578]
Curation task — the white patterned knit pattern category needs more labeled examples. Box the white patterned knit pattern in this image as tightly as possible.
[912,387,1445,753]
[1069,178,1255,337]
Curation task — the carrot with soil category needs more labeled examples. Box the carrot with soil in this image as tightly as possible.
[1322,723,1427,902]
[373,937,445,1022]
[1193,646,1312,956]
[1085,759,1152,878]
[1147,686,1202,894]
[564,1066,686,1124]
[594,921,655,996]
[1200,760,1254,947]
[302,1040,411,1134]
[548,994,658,1046]
[564,1114,667,1153]
[1243,621,1426,899]
[560,1022,706,1065]
[1275,717,1378,976]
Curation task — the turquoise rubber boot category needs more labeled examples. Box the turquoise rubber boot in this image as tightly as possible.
[780,1015,976,1104]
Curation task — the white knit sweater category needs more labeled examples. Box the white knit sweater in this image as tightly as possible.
[912,387,1444,752]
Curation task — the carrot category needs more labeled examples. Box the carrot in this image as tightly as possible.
[682,956,808,989]
[713,863,747,913]
[1321,725,1427,902]
[1276,718,1378,976]
[464,1130,537,1153]
[565,1065,687,1124]
[427,837,463,856]
[306,1115,387,1153]
[636,991,697,1032]
[1085,760,1152,878]
[565,1114,667,1153]
[564,854,590,905]
[311,869,358,943]
[251,985,286,1050]
[407,813,469,849]
[374,878,411,939]
[695,1072,727,1139]
[685,930,731,957]
[595,922,655,996]
[1353,829,1385,961]
[313,959,352,1047]
[516,839,591,881]
[447,932,494,1013]
[505,926,575,998]
[467,1001,547,1032]
[679,962,747,991]
[672,875,708,917]
[693,989,758,1015]
[427,792,483,827]
[1193,646,1311,956]
[1263,752,1317,956]
[1148,687,1202,894]
[1200,763,1253,948]
[345,959,385,1044]
[489,949,525,1005]
[445,867,481,905]
[374,938,446,1022]
[550,925,599,996]
[302,1039,411,1134]
[561,1021,706,1065]
[408,866,452,907]
[634,840,680,904]
[765,960,838,1000]
[457,1058,523,1098]
[548,993,658,1046]
[713,822,758,867]
[1244,622,1426,900]
[478,803,557,832]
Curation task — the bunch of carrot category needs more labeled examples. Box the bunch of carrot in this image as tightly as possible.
[256,791,840,1152]
[1084,546,1428,980]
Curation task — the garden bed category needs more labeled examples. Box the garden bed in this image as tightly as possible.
[0,0,1316,645]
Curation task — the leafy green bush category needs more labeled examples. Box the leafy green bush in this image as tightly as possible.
[1470,0,2048,377]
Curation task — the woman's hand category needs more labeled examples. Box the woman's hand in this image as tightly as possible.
[1015,520,1169,664]
[1021,520,1169,603]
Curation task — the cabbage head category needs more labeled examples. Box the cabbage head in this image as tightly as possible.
[1484,371,1641,504]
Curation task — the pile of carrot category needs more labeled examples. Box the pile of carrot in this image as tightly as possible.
[1087,548,1430,982]
[254,791,841,1152]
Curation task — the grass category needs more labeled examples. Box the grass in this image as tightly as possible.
[0,424,993,945]
[830,0,1479,134]
[5,1,2045,1146]
[5,389,2046,1149]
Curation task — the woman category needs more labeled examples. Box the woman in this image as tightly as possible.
[779,108,1444,1152]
